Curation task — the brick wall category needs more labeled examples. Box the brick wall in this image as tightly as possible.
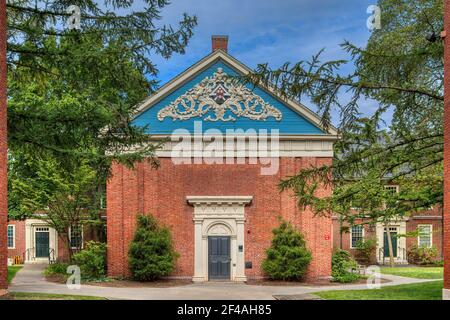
[6,220,98,263]
[332,206,444,264]
[332,217,377,263]
[444,0,450,291]
[406,219,443,258]
[6,221,25,261]
[407,206,443,259]
[0,0,8,290]
[107,157,333,281]
[57,225,99,262]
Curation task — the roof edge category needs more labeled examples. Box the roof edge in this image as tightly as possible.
[133,49,339,136]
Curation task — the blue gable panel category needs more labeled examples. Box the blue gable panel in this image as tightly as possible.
[132,60,325,135]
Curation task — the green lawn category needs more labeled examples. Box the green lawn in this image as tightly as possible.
[8,292,107,300]
[380,267,443,279]
[314,281,442,300]
[7,266,22,283]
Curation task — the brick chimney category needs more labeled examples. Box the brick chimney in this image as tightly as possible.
[212,35,228,53]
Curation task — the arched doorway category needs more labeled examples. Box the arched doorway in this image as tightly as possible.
[187,196,252,282]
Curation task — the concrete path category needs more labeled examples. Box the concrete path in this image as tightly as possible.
[9,263,440,300]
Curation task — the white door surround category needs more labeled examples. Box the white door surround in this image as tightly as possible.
[187,196,252,282]
[376,221,408,264]
[25,219,58,263]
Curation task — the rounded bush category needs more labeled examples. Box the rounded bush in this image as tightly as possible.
[331,249,360,283]
[128,215,179,281]
[72,241,107,279]
[262,219,312,281]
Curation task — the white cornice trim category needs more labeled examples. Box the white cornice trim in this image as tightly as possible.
[147,134,339,141]
[187,196,253,206]
[133,50,339,136]
[411,216,442,220]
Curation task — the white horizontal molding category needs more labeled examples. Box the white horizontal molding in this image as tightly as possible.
[155,150,333,158]
[187,196,253,207]
[148,134,339,141]
[155,138,333,158]
[109,137,335,158]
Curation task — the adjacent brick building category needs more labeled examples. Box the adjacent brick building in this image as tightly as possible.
[6,218,96,264]
[333,203,443,265]
[106,36,339,282]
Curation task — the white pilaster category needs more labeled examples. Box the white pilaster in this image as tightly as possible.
[192,220,204,282]
[187,196,252,282]
[443,288,450,300]
[235,219,247,282]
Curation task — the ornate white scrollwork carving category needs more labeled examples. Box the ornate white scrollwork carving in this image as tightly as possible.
[157,68,283,122]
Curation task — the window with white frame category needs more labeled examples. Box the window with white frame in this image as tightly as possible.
[418,225,432,248]
[384,185,399,195]
[7,225,14,249]
[69,225,83,249]
[350,225,364,248]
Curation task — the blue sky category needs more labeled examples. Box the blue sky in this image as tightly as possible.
[144,0,381,125]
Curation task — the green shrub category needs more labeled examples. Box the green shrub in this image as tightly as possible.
[72,241,107,280]
[355,238,377,264]
[128,214,179,281]
[407,245,438,265]
[44,262,69,276]
[433,259,444,267]
[262,219,312,281]
[332,249,360,283]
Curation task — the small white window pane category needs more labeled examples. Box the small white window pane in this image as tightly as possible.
[7,225,14,248]
[70,225,83,249]
[418,225,432,248]
[351,225,363,248]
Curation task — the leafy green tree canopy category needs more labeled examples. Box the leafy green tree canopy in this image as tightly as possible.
[6,1,197,218]
[244,0,443,224]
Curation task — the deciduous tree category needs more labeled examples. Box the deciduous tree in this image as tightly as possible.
[244,0,443,266]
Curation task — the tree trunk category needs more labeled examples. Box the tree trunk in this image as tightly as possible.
[0,0,8,290]
[339,216,343,249]
[66,233,73,263]
[384,222,395,268]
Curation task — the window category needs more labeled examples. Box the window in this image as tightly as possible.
[418,225,432,248]
[350,225,364,248]
[99,186,106,209]
[384,185,399,195]
[70,225,83,249]
[7,225,14,249]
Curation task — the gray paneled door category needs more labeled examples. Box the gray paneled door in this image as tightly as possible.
[35,231,49,258]
[208,236,231,280]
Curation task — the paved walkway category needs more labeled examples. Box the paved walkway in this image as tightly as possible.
[9,263,440,300]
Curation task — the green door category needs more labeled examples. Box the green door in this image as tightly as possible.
[383,231,397,258]
[35,231,49,258]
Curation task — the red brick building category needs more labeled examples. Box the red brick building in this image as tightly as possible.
[333,203,443,265]
[0,0,8,290]
[443,0,450,300]
[6,218,95,264]
[106,36,339,282]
